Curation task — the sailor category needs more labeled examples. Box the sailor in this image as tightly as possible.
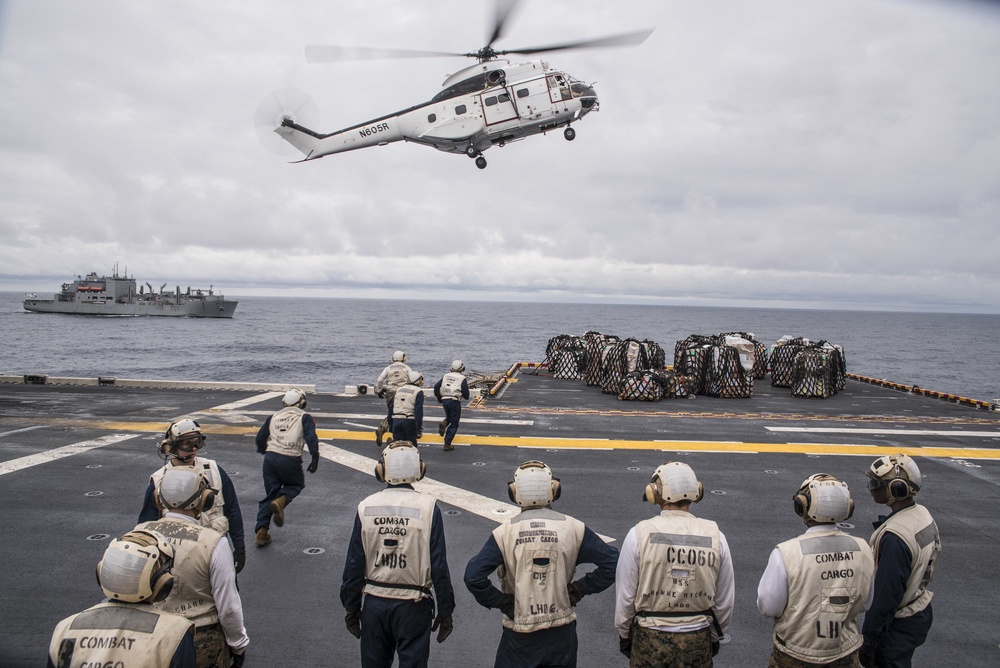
[757,474,874,668]
[139,419,247,574]
[48,529,197,668]
[859,455,941,668]
[254,388,320,547]
[464,460,619,668]
[374,350,413,447]
[433,360,470,452]
[390,371,425,444]
[138,467,249,667]
[340,441,455,668]
[615,462,734,668]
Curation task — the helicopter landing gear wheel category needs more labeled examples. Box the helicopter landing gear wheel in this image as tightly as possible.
[475,156,488,169]
[465,145,479,158]
[564,126,576,141]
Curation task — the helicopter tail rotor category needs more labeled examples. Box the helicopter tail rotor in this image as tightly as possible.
[254,87,320,156]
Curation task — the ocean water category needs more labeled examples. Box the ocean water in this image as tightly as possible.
[2,292,999,402]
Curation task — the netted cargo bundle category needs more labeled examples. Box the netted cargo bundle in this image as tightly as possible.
[601,339,644,394]
[545,334,583,359]
[720,331,768,379]
[651,369,691,399]
[674,336,716,395]
[584,332,618,387]
[674,335,717,369]
[770,336,810,388]
[791,347,843,398]
[705,344,754,398]
[639,340,667,372]
[617,370,665,401]
[551,349,587,380]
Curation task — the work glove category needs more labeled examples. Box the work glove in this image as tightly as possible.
[230,649,245,668]
[567,582,583,606]
[431,614,453,643]
[345,610,362,639]
[416,431,423,440]
[377,389,386,399]
[232,548,246,574]
[619,635,632,658]
[858,643,876,668]
[307,458,318,473]
[498,593,515,620]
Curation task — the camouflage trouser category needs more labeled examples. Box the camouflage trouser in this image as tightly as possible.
[194,624,229,668]
[768,647,860,668]
[630,624,713,668]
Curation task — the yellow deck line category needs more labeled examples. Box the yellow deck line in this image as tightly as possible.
[5,417,996,460]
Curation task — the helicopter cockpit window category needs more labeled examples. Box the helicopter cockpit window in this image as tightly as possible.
[431,73,491,103]
[455,104,467,115]
[517,88,529,98]
[427,113,437,123]
[484,96,498,107]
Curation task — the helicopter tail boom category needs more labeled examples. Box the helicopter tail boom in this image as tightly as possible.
[275,116,404,160]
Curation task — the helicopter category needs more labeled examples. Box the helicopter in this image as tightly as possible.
[258,1,652,169]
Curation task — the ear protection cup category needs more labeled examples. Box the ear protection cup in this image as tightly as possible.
[845,497,855,520]
[507,480,517,504]
[149,568,175,603]
[375,458,386,483]
[551,477,561,502]
[643,481,662,505]
[889,478,911,500]
[793,493,808,517]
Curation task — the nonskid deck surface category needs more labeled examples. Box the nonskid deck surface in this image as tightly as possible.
[1,372,998,666]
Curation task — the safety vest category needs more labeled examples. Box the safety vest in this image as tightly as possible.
[439,372,466,401]
[359,488,436,601]
[870,503,940,618]
[266,406,306,458]
[773,529,874,663]
[139,517,225,628]
[384,363,412,390]
[634,511,721,630]
[150,457,229,535]
[392,385,421,420]
[49,600,194,668]
[492,507,585,633]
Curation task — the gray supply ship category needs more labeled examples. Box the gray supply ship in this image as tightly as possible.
[22,269,237,318]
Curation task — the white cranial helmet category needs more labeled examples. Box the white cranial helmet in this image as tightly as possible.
[282,388,306,408]
[407,370,424,386]
[392,350,406,362]
[794,474,854,523]
[867,454,922,502]
[451,360,465,373]
[97,529,175,603]
[375,441,426,485]
[156,467,215,513]
[644,462,704,505]
[508,461,561,508]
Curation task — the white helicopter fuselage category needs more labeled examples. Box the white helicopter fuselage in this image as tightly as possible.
[275,59,598,165]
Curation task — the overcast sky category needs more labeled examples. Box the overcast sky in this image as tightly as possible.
[1,0,998,312]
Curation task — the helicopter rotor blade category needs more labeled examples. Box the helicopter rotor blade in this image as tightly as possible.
[305,44,465,63]
[498,27,654,57]
[254,87,320,155]
[486,0,522,49]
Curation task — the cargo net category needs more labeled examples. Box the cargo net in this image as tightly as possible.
[705,344,754,398]
[584,332,619,387]
[543,334,588,380]
[674,333,757,397]
[790,343,847,398]
[601,338,666,395]
[618,369,691,401]
[719,331,768,379]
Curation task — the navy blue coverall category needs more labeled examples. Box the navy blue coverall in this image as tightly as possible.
[254,412,319,533]
[433,376,470,448]
[390,389,424,443]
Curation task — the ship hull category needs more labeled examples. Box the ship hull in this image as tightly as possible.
[22,298,237,318]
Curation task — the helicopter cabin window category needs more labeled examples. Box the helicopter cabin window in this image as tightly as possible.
[517,88,529,98]
[455,104,467,115]
[484,96,498,107]
[498,93,510,103]
[427,113,436,123]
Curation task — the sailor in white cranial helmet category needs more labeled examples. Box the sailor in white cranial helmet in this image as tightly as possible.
[390,369,425,443]
[614,462,734,664]
[374,350,414,447]
[758,474,874,667]
[48,529,198,667]
[464,461,619,667]
[341,441,456,665]
[434,359,470,452]
[139,418,247,575]
[253,388,320,547]
[859,455,941,668]
[137,467,249,666]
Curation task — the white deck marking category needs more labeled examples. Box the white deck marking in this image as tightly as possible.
[767,427,1000,437]
[0,425,45,438]
[0,434,140,476]
[318,442,614,543]
[246,410,533,426]
[200,392,285,411]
